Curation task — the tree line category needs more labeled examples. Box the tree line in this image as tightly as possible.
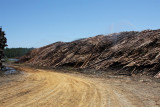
[4,48,34,58]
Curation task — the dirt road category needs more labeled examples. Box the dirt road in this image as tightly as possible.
[0,66,159,107]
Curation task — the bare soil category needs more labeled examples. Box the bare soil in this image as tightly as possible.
[0,66,159,107]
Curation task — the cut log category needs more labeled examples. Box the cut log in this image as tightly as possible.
[154,71,160,79]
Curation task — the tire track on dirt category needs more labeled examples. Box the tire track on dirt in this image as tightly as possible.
[0,66,145,107]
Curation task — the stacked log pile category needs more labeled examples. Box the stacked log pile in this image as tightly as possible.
[0,27,7,70]
[19,29,160,76]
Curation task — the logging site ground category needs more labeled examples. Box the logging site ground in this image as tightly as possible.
[1,1,160,107]
[0,65,159,107]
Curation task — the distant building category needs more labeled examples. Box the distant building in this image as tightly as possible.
[0,27,7,70]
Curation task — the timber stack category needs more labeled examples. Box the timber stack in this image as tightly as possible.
[0,27,7,70]
[19,29,160,76]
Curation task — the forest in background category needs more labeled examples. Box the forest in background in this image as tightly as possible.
[4,48,34,58]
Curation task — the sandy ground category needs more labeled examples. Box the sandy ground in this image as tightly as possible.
[0,66,159,107]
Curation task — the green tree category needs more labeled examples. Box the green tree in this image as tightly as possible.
[4,47,34,58]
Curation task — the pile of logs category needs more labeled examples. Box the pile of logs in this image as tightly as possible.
[19,29,160,76]
[0,27,7,70]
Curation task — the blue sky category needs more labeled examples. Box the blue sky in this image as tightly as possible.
[0,0,160,48]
